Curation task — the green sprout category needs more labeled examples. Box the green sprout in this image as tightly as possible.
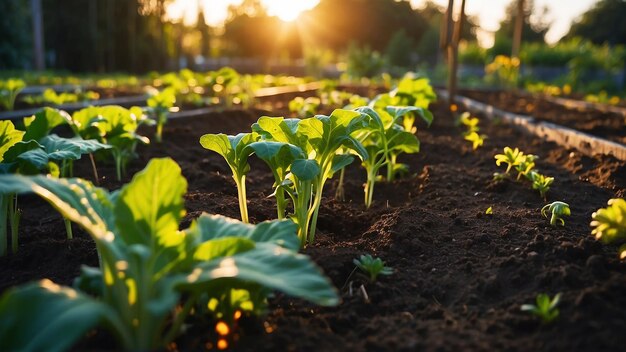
[0,79,26,111]
[353,254,393,282]
[541,201,570,226]
[515,154,538,180]
[464,131,487,150]
[591,198,626,259]
[494,147,524,174]
[147,88,177,143]
[530,172,554,199]
[521,293,561,324]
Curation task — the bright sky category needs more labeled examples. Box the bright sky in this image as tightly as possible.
[167,0,599,47]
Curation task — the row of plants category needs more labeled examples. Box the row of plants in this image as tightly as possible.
[0,75,434,351]
[0,103,163,256]
[203,75,436,247]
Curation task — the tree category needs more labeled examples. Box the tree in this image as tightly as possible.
[491,0,549,55]
[566,0,626,45]
[0,0,32,69]
[301,0,429,52]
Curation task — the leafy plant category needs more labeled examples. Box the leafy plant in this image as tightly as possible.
[0,158,338,351]
[459,112,487,150]
[353,254,393,282]
[521,293,561,324]
[515,154,538,180]
[70,106,152,181]
[530,171,554,199]
[591,198,626,259]
[146,87,177,143]
[495,147,524,174]
[252,111,367,246]
[288,97,321,118]
[0,79,26,111]
[22,88,100,106]
[541,201,570,226]
[200,133,257,223]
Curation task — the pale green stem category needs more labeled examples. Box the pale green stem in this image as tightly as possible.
[335,168,346,201]
[234,175,249,223]
[0,194,8,256]
[89,153,100,185]
[276,187,287,220]
[9,194,20,254]
[64,219,73,240]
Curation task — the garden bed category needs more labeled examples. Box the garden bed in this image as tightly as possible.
[461,89,626,145]
[1,99,625,351]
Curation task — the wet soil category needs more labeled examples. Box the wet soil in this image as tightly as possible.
[461,90,626,145]
[1,97,625,351]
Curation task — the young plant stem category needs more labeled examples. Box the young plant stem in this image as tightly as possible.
[115,153,123,181]
[162,294,198,346]
[275,188,287,220]
[65,219,73,239]
[0,194,8,256]
[9,194,20,254]
[335,168,345,201]
[156,112,166,143]
[234,175,249,223]
[89,153,100,185]
[294,181,312,247]
[364,169,377,209]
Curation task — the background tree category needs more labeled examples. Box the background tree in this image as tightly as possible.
[491,0,549,56]
[565,0,626,45]
[0,0,31,69]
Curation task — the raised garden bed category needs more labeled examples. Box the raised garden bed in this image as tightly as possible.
[461,89,626,146]
[1,96,625,350]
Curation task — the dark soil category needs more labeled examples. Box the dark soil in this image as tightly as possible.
[1,96,625,351]
[461,89,626,145]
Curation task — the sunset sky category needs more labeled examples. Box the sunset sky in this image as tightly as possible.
[166,0,599,46]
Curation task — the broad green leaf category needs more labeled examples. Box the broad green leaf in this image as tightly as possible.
[41,135,111,155]
[0,120,24,162]
[22,108,70,141]
[39,135,83,161]
[0,174,114,240]
[331,154,355,174]
[115,158,187,248]
[0,280,116,352]
[179,245,339,306]
[247,141,303,180]
[194,237,255,261]
[291,159,320,181]
[252,116,299,144]
[199,133,230,158]
[387,129,420,153]
[187,214,299,251]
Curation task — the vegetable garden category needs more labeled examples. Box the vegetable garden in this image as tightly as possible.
[1,0,626,351]
[0,68,624,351]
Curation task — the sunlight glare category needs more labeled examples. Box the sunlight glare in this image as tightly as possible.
[264,0,319,22]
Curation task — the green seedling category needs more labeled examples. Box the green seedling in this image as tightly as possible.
[353,254,393,282]
[70,106,152,181]
[591,198,626,259]
[515,154,538,180]
[541,201,570,226]
[0,158,338,351]
[464,131,487,150]
[521,293,561,324]
[200,133,257,223]
[495,147,525,174]
[252,110,367,246]
[0,79,26,111]
[530,172,554,199]
[146,87,177,143]
[288,97,321,118]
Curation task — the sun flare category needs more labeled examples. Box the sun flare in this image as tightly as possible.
[264,0,319,22]
[166,0,319,25]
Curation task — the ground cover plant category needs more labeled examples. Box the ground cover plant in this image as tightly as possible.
[0,158,338,351]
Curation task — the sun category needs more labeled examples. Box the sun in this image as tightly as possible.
[263,0,319,22]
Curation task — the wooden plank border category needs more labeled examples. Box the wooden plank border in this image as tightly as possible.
[439,90,626,161]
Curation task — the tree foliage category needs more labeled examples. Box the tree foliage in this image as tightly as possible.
[566,0,626,45]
